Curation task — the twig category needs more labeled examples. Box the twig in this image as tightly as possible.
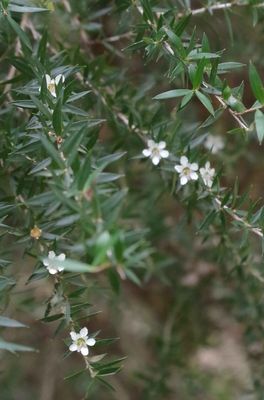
[116,112,147,142]
[214,196,263,238]
[202,83,249,131]
[234,105,264,116]
[102,32,132,43]
[178,1,264,18]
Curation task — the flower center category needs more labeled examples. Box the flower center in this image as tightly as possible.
[47,82,55,93]
[76,338,86,347]
[182,167,190,175]
[151,147,160,156]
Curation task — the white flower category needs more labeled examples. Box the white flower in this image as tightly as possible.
[174,156,199,186]
[200,161,215,188]
[43,251,65,275]
[69,327,96,356]
[204,134,224,154]
[142,140,169,165]
[45,74,65,97]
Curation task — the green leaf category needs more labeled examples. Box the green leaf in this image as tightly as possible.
[41,313,64,322]
[63,104,89,117]
[30,95,52,119]
[180,91,194,109]
[174,14,191,36]
[198,210,217,231]
[64,369,86,381]
[249,62,264,104]
[6,15,32,51]
[153,89,192,100]
[96,151,126,167]
[140,0,154,23]
[255,110,264,144]
[67,91,91,103]
[225,94,246,113]
[12,100,36,109]
[0,316,27,328]
[93,231,112,266]
[64,128,86,166]
[187,52,220,60]
[192,58,207,89]
[37,30,48,63]
[196,91,214,115]
[40,134,65,168]
[217,62,245,73]
[8,5,48,13]
[28,157,52,175]
[107,269,120,294]
[163,28,185,57]
[77,156,91,190]
[52,98,63,135]
[0,339,35,353]
[96,173,123,183]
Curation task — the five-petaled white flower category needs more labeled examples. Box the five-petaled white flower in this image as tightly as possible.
[204,134,224,154]
[200,161,215,188]
[174,156,199,186]
[45,74,65,97]
[69,327,96,356]
[142,140,169,165]
[43,251,65,275]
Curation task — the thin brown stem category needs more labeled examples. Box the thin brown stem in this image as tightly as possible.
[214,196,263,238]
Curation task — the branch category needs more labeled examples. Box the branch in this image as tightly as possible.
[214,196,263,238]
[202,83,249,131]
[189,1,264,16]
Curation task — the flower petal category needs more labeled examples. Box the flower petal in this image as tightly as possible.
[50,89,56,98]
[80,327,88,337]
[70,331,78,340]
[180,156,188,166]
[55,74,65,85]
[48,251,56,259]
[160,150,169,158]
[175,165,183,173]
[81,346,89,356]
[152,156,160,165]
[190,172,198,180]
[57,253,66,261]
[86,338,96,347]
[180,175,188,185]
[47,267,57,275]
[43,259,49,267]
[69,343,77,352]
[45,74,51,85]
[142,149,151,157]
[158,141,166,149]
[191,163,198,171]
[147,140,155,148]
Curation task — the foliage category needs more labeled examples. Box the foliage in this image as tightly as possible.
[1,0,264,398]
